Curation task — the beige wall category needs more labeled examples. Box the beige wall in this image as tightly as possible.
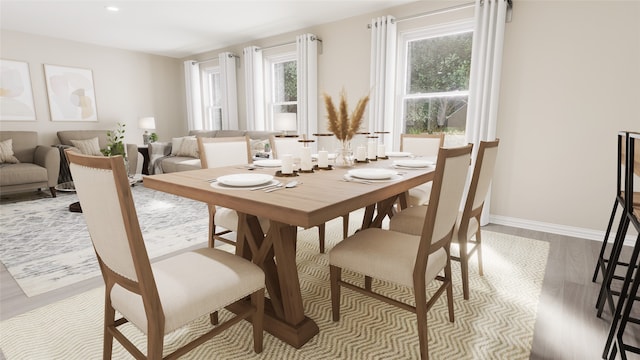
[0,30,185,146]
[1,1,638,240]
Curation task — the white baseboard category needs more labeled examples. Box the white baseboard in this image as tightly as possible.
[489,214,637,247]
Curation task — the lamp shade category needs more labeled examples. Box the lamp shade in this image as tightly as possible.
[274,113,297,131]
[138,117,156,130]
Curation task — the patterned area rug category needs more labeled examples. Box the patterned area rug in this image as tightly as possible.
[0,211,550,359]
[0,185,209,297]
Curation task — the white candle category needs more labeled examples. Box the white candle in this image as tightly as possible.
[281,154,294,174]
[300,147,312,171]
[318,150,329,168]
[377,144,386,158]
[356,146,367,161]
[367,140,377,160]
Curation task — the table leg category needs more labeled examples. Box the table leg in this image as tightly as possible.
[361,195,400,230]
[232,213,319,348]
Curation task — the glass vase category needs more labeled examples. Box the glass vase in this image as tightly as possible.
[334,141,354,168]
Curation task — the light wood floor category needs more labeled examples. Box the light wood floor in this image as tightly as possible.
[1,218,638,359]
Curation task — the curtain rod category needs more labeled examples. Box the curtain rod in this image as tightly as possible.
[256,36,322,52]
[367,0,514,28]
[192,53,239,65]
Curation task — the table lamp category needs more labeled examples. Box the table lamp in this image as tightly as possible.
[138,117,156,145]
[274,113,297,136]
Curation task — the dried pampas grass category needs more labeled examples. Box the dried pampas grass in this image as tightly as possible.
[323,89,369,142]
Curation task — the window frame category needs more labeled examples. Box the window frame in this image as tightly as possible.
[200,62,223,130]
[394,19,474,149]
[263,51,297,131]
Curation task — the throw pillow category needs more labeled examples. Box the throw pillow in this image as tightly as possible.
[176,137,199,158]
[0,138,20,164]
[70,137,102,156]
[170,136,195,156]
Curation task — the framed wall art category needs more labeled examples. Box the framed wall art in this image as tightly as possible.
[44,64,98,121]
[0,59,37,121]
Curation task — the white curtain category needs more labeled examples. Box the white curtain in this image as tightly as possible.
[219,52,238,130]
[183,60,202,131]
[369,16,396,145]
[244,46,264,130]
[466,0,509,224]
[296,33,318,138]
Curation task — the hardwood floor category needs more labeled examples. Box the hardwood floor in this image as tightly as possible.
[1,223,638,359]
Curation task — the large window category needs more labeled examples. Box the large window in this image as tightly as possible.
[398,21,473,139]
[264,53,297,130]
[201,65,222,130]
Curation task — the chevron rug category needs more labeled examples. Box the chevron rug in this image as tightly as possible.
[0,213,549,359]
[0,185,209,297]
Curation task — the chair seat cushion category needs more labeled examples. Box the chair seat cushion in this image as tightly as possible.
[329,228,447,288]
[389,206,479,247]
[407,182,432,207]
[0,163,48,186]
[214,206,271,232]
[111,247,264,334]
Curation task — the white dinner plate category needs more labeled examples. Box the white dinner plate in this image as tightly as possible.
[348,168,398,180]
[393,159,435,168]
[386,151,412,157]
[253,159,282,167]
[216,173,274,187]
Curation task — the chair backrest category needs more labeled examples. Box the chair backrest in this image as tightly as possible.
[66,151,152,285]
[400,133,444,157]
[460,140,500,232]
[197,136,252,169]
[417,144,472,267]
[269,134,305,159]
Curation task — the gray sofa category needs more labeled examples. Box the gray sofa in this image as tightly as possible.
[148,130,277,174]
[0,131,61,197]
[57,130,142,175]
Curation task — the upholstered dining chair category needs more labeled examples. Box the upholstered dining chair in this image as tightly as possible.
[269,134,349,253]
[329,144,472,360]
[389,139,500,300]
[198,136,270,247]
[66,150,265,359]
[400,133,445,208]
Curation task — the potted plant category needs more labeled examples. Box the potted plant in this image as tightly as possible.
[101,122,127,159]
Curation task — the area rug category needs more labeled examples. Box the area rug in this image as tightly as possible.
[0,185,209,297]
[0,214,550,359]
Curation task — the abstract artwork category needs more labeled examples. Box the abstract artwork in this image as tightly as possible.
[44,64,97,121]
[0,59,36,121]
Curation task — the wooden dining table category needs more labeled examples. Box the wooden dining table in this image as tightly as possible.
[143,158,435,348]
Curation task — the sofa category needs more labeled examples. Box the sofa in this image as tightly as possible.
[148,130,278,174]
[0,131,61,197]
[56,130,142,176]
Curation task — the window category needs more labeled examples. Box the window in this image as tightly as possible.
[397,21,473,143]
[264,52,297,130]
[201,64,222,130]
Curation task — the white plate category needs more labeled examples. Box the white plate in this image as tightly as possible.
[386,151,412,157]
[348,168,398,180]
[393,159,435,168]
[216,173,274,187]
[253,159,282,167]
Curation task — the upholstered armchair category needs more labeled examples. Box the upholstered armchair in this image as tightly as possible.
[0,131,60,197]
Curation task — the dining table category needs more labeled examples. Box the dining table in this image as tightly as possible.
[142,157,435,348]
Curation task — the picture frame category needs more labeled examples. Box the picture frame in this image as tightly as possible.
[0,59,37,121]
[44,64,98,121]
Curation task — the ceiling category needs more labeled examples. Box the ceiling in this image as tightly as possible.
[1,0,414,58]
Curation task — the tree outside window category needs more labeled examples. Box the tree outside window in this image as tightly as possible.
[272,59,297,116]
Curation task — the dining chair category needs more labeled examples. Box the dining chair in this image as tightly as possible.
[198,136,270,247]
[399,133,445,208]
[66,150,265,359]
[388,139,500,300]
[329,144,472,360]
[269,134,349,252]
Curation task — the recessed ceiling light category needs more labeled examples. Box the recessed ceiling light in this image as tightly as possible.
[105,6,120,12]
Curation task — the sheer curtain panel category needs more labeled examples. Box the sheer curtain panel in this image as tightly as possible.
[244,46,265,131]
[296,34,318,138]
[184,60,203,131]
[369,16,396,144]
[465,0,509,224]
[219,52,239,130]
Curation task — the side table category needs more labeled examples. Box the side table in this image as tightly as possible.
[138,145,150,175]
